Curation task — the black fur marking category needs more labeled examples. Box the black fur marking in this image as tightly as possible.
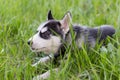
[88,26,115,42]
[48,10,54,20]
[43,20,64,38]
[53,43,68,63]
[98,26,115,41]
[40,29,51,39]
[88,28,98,39]
[73,26,85,40]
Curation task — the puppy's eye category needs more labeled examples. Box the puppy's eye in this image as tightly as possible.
[40,31,51,39]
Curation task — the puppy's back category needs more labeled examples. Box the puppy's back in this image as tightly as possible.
[97,25,115,42]
[87,25,115,47]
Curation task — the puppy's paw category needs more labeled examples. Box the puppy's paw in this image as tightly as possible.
[32,63,38,67]
[33,70,50,80]
[32,56,53,67]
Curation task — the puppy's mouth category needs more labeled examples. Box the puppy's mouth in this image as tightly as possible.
[30,46,59,54]
[31,47,50,53]
[31,47,46,51]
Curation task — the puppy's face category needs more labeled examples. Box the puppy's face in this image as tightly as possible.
[28,11,71,54]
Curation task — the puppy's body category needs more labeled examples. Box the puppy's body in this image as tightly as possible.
[53,25,115,59]
[28,11,115,80]
[70,25,115,48]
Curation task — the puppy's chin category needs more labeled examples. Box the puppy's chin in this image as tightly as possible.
[30,47,53,54]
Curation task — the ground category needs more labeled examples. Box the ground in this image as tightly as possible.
[0,0,120,80]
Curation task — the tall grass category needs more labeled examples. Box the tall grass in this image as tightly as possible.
[0,0,120,80]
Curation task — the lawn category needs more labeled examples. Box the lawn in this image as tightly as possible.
[0,0,120,80]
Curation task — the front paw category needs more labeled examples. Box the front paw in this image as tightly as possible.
[33,70,50,80]
[32,63,38,67]
[32,56,52,67]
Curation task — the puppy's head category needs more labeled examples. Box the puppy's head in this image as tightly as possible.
[28,10,72,54]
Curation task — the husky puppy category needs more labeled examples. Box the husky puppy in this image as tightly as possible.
[28,10,115,80]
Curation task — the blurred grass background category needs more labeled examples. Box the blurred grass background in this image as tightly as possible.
[0,0,120,80]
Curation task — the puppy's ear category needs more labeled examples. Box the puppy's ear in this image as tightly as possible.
[48,10,54,20]
[60,11,72,34]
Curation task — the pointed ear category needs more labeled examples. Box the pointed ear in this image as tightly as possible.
[47,10,54,20]
[60,11,72,34]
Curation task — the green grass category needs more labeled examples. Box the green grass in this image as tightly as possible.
[0,0,120,80]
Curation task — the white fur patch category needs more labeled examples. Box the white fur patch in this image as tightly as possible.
[37,21,49,31]
[41,27,48,33]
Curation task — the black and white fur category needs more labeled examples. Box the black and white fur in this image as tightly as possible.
[28,10,115,80]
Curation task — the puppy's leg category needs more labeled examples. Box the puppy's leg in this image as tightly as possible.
[32,54,54,67]
[33,68,58,80]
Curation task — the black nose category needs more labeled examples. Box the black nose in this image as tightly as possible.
[27,41,32,45]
